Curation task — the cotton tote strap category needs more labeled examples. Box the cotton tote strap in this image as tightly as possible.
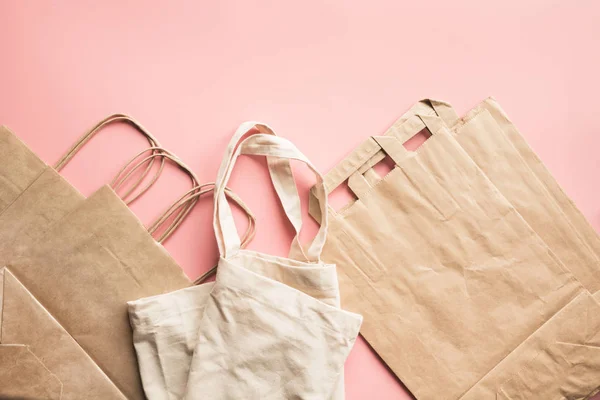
[213,122,328,262]
[214,122,306,261]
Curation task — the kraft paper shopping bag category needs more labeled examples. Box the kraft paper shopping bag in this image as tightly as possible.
[5,165,203,400]
[308,113,595,399]
[183,123,362,400]
[0,345,63,400]
[395,98,600,292]
[0,114,168,266]
[0,114,211,399]
[461,290,600,399]
[0,267,127,399]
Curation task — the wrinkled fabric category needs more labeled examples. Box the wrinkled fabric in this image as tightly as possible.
[461,291,600,399]
[129,283,215,400]
[309,111,595,399]
[182,122,362,400]
[129,255,344,400]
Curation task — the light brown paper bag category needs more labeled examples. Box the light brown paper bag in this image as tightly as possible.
[309,113,594,399]
[0,114,166,266]
[0,116,205,399]
[461,290,600,399]
[184,122,362,400]
[0,267,127,399]
[0,345,63,400]
[6,180,207,399]
[396,98,600,292]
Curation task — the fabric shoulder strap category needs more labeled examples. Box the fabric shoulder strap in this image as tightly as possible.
[213,121,328,262]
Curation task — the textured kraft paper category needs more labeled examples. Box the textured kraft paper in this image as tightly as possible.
[0,118,163,266]
[396,98,600,293]
[0,122,196,399]
[461,290,600,399]
[0,126,84,264]
[7,186,192,400]
[310,113,594,399]
[0,267,126,399]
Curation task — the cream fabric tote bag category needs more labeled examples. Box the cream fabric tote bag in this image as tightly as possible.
[396,98,600,293]
[309,113,600,399]
[128,188,344,400]
[181,122,362,400]
[128,183,257,400]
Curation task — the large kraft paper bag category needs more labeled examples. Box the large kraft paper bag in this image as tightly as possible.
[5,178,209,400]
[396,98,600,292]
[0,116,202,399]
[0,267,127,399]
[0,115,163,399]
[184,123,362,400]
[0,114,164,267]
[309,113,599,399]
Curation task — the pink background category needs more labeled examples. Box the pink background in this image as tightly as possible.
[1,1,599,398]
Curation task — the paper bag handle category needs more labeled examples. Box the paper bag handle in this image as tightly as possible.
[111,147,205,240]
[308,114,445,222]
[54,114,166,200]
[149,183,257,284]
[148,183,256,246]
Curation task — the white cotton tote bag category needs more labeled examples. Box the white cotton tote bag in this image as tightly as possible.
[182,122,363,400]
[128,123,360,400]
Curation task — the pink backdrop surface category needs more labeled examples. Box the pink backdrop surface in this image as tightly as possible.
[1,1,599,399]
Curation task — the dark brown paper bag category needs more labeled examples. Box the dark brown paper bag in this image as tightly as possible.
[309,113,596,399]
[0,267,126,399]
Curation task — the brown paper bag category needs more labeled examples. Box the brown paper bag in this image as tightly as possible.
[0,114,165,266]
[0,116,203,399]
[461,290,600,399]
[0,267,127,399]
[0,345,63,400]
[5,180,208,400]
[309,113,593,399]
[396,98,600,292]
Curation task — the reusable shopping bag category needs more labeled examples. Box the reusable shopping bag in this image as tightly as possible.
[128,164,347,400]
[128,183,257,400]
[395,98,600,292]
[308,113,600,399]
[461,290,600,399]
[182,122,362,400]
